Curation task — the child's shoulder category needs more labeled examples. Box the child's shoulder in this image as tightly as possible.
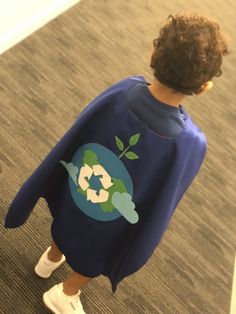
[183,109,207,149]
[109,76,147,90]
[92,76,146,103]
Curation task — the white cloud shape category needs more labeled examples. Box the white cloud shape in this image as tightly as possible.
[111,192,139,224]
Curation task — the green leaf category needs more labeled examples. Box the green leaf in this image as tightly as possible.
[129,133,140,146]
[115,136,124,151]
[125,151,139,160]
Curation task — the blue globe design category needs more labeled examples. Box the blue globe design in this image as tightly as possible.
[68,143,133,222]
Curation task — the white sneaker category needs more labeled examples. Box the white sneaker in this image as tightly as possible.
[35,247,66,278]
[43,283,86,314]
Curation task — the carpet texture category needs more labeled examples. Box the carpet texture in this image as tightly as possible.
[0,0,235,313]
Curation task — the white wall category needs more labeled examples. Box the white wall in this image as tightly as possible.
[231,254,236,314]
[0,0,80,54]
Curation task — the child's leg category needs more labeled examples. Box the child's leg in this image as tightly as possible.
[47,240,63,262]
[63,272,92,295]
[48,240,92,294]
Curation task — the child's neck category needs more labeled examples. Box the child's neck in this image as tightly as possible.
[148,79,185,108]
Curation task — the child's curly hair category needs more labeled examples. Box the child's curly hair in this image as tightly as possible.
[150,13,229,95]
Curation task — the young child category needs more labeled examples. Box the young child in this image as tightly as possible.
[5,13,228,314]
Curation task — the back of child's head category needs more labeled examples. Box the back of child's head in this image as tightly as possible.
[150,13,229,95]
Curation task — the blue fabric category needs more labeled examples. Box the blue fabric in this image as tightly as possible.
[5,76,207,292]
[128,83,185,137]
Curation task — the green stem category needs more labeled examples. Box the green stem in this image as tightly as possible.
[119,145,130,159]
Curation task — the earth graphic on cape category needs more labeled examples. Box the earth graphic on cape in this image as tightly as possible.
[60,141,139,223]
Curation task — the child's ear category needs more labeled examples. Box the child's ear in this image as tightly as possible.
[195,81,213,95]
[204,81,214,91]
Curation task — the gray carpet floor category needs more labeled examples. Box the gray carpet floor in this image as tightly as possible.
[0,0,236,313]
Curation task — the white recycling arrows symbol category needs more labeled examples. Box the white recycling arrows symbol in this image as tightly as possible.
[78,163,113,203]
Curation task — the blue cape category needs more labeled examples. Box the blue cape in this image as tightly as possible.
[5,76,207,292]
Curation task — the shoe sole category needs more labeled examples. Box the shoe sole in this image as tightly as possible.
[35,265,52,278]
[43,293,59,314]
